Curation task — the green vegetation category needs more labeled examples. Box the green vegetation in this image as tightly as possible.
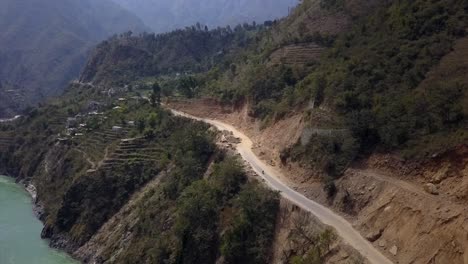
[285,213,340,264]
[0,76,280,262]
[283,132,358,177]
[80,23,264,87]
[323,0,468,152]
[320,0,346,11]
[221,184,279,264]
[1,94,221,246]
[110,157,279,264]
[2,0,467,261]
[55,2,454,189]
[183,0,468,170]
[205,0,468,160]
[290,229,337,264]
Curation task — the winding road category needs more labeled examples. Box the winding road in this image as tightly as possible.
[169,108,393,264]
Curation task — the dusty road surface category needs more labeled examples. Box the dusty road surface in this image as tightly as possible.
[169,108,393,264]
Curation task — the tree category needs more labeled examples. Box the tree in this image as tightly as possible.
[210,157,246,200]
[144,128,155,139]
[230,64,237,76]
[136,116,146,133]
[298,21,307,38]
[150,82,161,107]
[148,113,158,129]
[221,184,279,264]
[178,76,198,98]
[174,181,221,264]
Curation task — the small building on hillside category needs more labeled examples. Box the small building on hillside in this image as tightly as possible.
[67,118,78,128]
[112,126,123,133]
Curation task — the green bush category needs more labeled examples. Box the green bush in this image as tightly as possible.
[174,181,222,264]
[221,184,279,264]
[285,132,358,177]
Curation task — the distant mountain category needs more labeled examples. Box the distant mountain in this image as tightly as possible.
[0,0,147,118]
[111,0,299,33]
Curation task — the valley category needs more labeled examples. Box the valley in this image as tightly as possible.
[0,0,147,118]
[0,0,467,263]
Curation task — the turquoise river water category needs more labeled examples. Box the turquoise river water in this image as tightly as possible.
[0,175,77,264]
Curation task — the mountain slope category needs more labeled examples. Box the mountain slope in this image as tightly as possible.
[79,24,262,86]
[77,1,468,261]
[111,0,299,33]
[0,82,359,264]
[0,0,147,118]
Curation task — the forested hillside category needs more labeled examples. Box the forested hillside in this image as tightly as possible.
[111,0,298,33]
[0,0,147,118]
[80,24,262,86]
[83,0,468,168]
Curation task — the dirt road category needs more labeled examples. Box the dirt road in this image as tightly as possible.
[169,108,393,264]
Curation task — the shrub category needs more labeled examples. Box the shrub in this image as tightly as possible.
[221,184,279,264]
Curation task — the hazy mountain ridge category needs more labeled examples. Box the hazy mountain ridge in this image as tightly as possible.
[0,0,147,118]
[111,0,299,33]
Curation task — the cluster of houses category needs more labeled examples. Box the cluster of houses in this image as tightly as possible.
[66,112,102,137]
[63,96,144,138]
[56,84,153,143]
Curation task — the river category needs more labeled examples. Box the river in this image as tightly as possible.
[0,176,77,264]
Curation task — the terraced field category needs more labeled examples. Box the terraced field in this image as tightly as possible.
[269,43,324,65]
[76,129,129,166]
[100,138,163,170]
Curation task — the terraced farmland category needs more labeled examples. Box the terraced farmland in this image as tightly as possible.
[76,128,130,166]
[100,138,163,170]
[269,43,324,65]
